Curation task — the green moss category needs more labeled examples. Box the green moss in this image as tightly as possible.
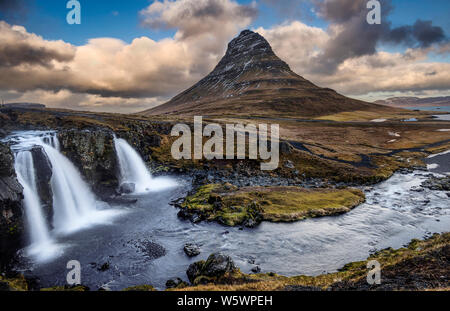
[176,233,450,291]
[181,184,365,226]
[122,285,156,291]
[0,275,28,291]
[40,285,89,291]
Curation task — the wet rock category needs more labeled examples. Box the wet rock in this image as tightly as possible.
[186,253,237,284]
[421,176,450,191]
[410,186,424,192]
[30,146,53,223]
[202,253,237,278]
[119,183,135,194]
[0,143,24,271]
[169,197,185,208]
[184,243,201,257]
[165,277,187,289]
[132,239,166,260]
[243,218,258,228]
[186,261,204,284]
[191,214,202,224]
[58,129,119,196]
[105,196,138,205]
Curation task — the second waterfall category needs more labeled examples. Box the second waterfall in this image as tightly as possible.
[114,136,177,193]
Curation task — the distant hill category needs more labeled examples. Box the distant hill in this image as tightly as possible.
[142,30,390,118]
[1,103,46,109]
[375,96,450,108]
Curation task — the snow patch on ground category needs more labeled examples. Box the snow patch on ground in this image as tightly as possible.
[371,119,387,123]
[389,131,401,137]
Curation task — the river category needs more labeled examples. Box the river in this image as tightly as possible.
[4,131,450,290]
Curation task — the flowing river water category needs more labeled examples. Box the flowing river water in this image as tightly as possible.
[3,131,450,290]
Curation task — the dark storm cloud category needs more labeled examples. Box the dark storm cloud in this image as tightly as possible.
[385,20,446,48]
[0,43,74,68]
[308,0,448,74]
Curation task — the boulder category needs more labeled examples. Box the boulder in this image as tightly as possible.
[184,243,201,257]
[202,253,237,277]
[119,183,135,194]
[165,277,187,289]
[186,253,237,284]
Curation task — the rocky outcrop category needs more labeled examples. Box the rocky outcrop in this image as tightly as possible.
[421,176,450,191]
[115,122,168,163]
[187,253,237,285]
[58,130,119,198]
[0,143,24,271]
[184,243,201,257]
[30,146,53,224]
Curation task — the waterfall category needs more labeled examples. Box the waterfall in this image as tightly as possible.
[114,137,177,193]
[8,131,123,263]
[14,151,55,260]
[41,143,100,234]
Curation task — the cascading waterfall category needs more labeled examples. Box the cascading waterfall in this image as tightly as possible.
[7,131,122,262]
[14,151,57,261]
[41,142,101,234]
[114,136,177,193]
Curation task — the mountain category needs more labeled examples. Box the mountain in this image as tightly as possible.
[142,30,389,118]
[375,96,450,108]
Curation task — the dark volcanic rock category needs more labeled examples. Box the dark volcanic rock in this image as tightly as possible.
[119,183,135,194]
[187,253,237,284]
[184,243,201,257]
[30,146,53,224]
[421,176,450,191]
[0,143,24,271]
[165,277,187,289]
[58,129,119,197]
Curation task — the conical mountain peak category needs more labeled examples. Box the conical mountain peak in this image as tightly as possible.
[143,30,380,118]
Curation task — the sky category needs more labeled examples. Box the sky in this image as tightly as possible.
[0,0,449,113]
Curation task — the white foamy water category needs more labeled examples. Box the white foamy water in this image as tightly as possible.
[14,151,60,262]
[6,131,123,263]
[114,136,177,193]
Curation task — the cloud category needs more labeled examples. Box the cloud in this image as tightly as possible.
[308,0,448,74]
[256,21,450,99]
[0,0,449,112]
[140,0,258,39]
[385,20,447,48]
[0,22,75,68]
[0,0,258,111]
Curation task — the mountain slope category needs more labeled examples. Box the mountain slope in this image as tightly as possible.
[375,96,450,108]
[142,30,391,118]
